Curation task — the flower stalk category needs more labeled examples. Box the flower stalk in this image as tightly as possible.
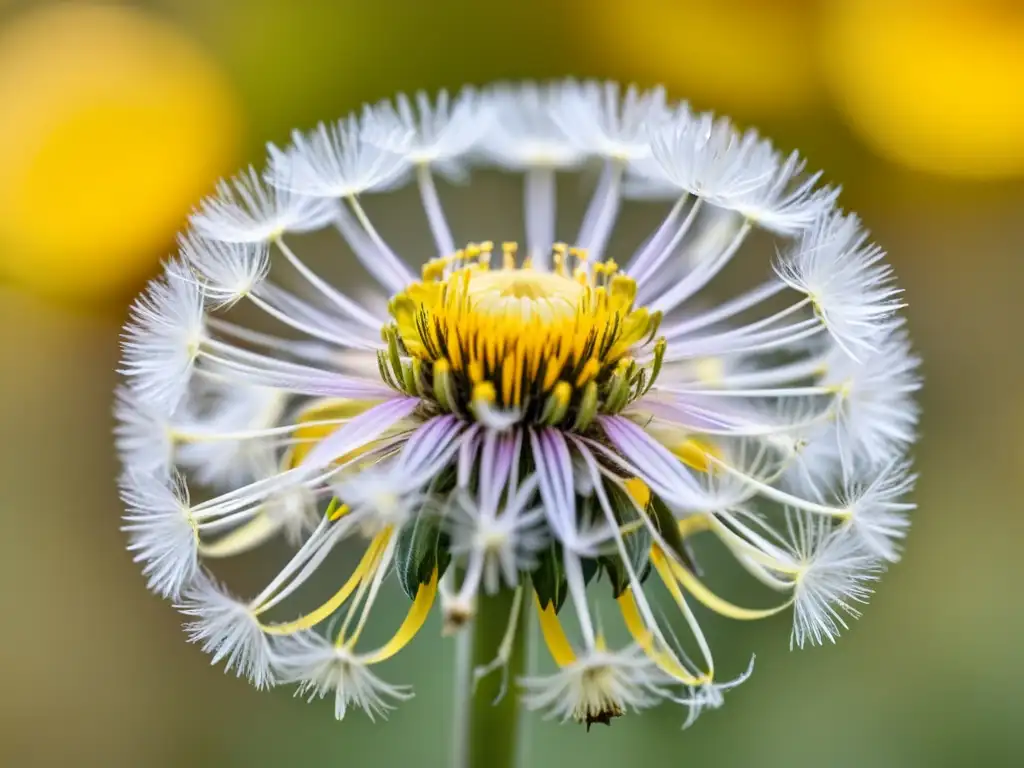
[461,588,528,768]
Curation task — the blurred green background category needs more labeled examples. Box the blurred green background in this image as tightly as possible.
[1,1,1022,765]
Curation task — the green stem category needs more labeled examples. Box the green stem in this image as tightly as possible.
[463,588,528,768]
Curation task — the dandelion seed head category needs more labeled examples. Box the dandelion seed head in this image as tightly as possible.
[115,79,920,728]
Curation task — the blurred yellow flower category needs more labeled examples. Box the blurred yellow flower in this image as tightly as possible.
[0,4,241,303]
[577,0,820,117]
[821,0,1024,179]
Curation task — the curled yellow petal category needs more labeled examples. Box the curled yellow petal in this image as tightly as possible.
[259,530,390,634]
[286,398,382,467]
[199,513,278,558]
[705,516,802,576]
[664,553,793,621]
[651,546,694,620]
[534,594,576,668]
[359,568,439,665]
[616,588,704,686]
[678,513,712,540]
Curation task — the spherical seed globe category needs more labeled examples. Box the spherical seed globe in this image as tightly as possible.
[114,80,921,730]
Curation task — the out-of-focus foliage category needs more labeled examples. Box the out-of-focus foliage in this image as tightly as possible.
[177,0,565,145]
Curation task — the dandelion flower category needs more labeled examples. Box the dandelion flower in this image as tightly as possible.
[116,80,920,731]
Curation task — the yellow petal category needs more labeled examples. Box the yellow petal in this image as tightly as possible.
[650,547,694,622]
[645,425,722,474]
[259,530,390,634]
[199,514,278,558]
[287,398,383,467]
[534,593,576,668]
[359,568,438,665]
[623,477,652,509]
[670,437,722,474]
[616,589,704,686]
[664,552,793,621]
[678,513,712,539]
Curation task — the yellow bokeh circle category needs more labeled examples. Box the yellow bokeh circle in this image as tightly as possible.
[821,0,1024,179]
[577,0,820,117]
[0,4,241,302]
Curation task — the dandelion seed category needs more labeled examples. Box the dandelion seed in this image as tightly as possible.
[274,631,413,721]
[190,165,337,243]
[520,642,672,727]
[773,511,884,648]
[179,575,276,689]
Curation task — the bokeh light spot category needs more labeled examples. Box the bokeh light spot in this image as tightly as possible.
[0,4,242,303]
[821,0,1024,179]
[577,0,820,117]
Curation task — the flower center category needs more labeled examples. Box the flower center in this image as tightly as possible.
[380,242,665,429]
[577,664,626,728]
[465,268,584,318]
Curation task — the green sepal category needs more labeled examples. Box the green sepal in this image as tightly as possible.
[572,380,599,431]
[640,337,666,397]
[605,481,640,525]
[531,543,567,613]
[401,360,417,394]
[581,557,602,587]
[386,327,403,382]
[648,495,697,571]
[376,350,399,390]
[600,483,653,597]
[599,527,653,597]
[395,512,451,600]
